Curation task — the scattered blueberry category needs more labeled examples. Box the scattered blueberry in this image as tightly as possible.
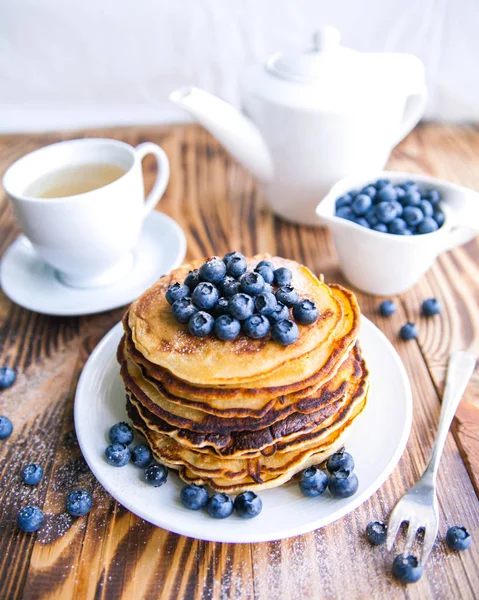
[446,526,471,551]
[192,282,220,310]
[105,443,131,467]
[131,443,153,468]
[184,269,200,291]
[273,267,292,287]
[271,319,299,346]
[66,489,93,517]
[254,265,274,284]
[417,217,439,234]
[372,223,388,233]
[376,201,399,223]
[276,286,299,307]
[256,260,275,270]
[403,190,421,207]
[214,314,241,341]
[109,422,133,445]
[222,278,242,298]
[243,314,271,339]
[0,366,16,390]
[379,299,397,317]
[292,299,319,325]
[240,272,265,296]
[188,311,215,338]
[145,464,168,487]
[335,194,352,208]
[421,298,442,317]
[226,255,247,278]
[212,297,230,317]
[328,469,359,498]
[366,521,388,545]
[234,491,263,519]
[0,415,13,440]
[199,257,227,283]
[400,322,418,341]
[21,463,44,486]
[166,283,190,305]
[228,293,255,321]
[171,297,198,324]
[376,185,397,204]
[254,291,278,316]
[207,493,234,519]
[267,302,290,324]
[392,554,423,584]
[299,466,328,497]
[17,505,44,532]
[352,194,372,216]
[327,450,355,474]
[180,484,209,510]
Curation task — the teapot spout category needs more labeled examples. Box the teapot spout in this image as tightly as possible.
[170,86,273,182]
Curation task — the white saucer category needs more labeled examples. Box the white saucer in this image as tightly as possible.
[74,317,412,544]
[0,211,186,316]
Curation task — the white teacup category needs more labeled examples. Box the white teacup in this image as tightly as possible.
[2,138,170,288]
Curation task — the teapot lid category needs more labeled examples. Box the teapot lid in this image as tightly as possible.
[266,26,360,85]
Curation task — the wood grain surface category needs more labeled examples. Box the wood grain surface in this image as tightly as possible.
[0,123,478,600]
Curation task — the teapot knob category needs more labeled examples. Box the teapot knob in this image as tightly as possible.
[312,26,341,52]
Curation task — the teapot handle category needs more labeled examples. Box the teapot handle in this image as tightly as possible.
[394,91,428,146]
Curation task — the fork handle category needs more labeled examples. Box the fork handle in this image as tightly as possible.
[425,351,476,481]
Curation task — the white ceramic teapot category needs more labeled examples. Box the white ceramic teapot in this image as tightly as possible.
[170,26,427,225]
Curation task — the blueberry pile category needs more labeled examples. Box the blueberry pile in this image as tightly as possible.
[180,484,263,520]
[166,253,319,346]
[335,179,445,235]
[298,448,359,499]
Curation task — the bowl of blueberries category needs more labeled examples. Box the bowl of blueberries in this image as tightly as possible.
[316,171,479,295]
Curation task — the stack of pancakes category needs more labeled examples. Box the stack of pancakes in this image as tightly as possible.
[118,255,369,493]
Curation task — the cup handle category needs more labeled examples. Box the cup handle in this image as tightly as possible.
[135,142,170,217]
[442,225,478,252]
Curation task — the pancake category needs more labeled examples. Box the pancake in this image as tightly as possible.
[127,255,343,385]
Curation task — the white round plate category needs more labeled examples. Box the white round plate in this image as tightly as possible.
[0,211,186,316]
[75,317,412,543]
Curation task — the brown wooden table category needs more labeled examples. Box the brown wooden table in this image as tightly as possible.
[0,124,478,600]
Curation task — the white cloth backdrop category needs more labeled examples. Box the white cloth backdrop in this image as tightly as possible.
[1,0,478,132]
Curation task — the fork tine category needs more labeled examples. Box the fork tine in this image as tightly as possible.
[421,521,438,565]
[386,504,407,552]
[403,518,420,554]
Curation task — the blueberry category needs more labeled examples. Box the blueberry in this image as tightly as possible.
[180,484,209,510]
[105,443,131,467]
[271,319,299,346]
[212,297,229,317]
[434,209,445,228]
[348,189,360,198]
[276,286,299,307]
[376,201,399,223]
[0,366,16,390]
[394,186,406,199]
[254,265,274,284]
[214,314,241,341]
[228,293,254,321]
[21,463,44,486]
[166,283,190,305]
[327,450,355,473]
[206,493,234,519]
[400,322,418,340]
[392,554,423,584]
[376,185,397,204]
[403,190,421,207]
[328,469,358,498]
[222,278,241,298]
[352,194,372,216]
[379,299,396,316]
[188,311,215,338]
[421,298,442,317]
[391,201,403,217]
[417,217,438,234]
[364,206,379,226]
[226,255,247,278]
[131,443,152,468]
[0,415,13,440]
[422,189,441,205]
[292,299,319,325]
[336,206,355,220]
[335,194,352,209]
[192,282,219,310]
[401,181,419,192]
[354,217,370,228]
[299,466,328,497]
[263,283,274,295]
[446,525,471,551]
[223,251,245,266]
[419,199,434,218]
[256,260,275,270]
[267,302,290,324]
[199,257,227,283]
[366,521,388,545]
[66,489,93,517]
[254,291,278,316]
[388,217,407,235]
[361,186,377,199]
[171,297,198,324]
[184,269,200,291]
[397,228,413,235]
[240,272,265,296]
[403,206,424,227]
[375,179,390,189]
[372,223,388,233]
[145,464,168,487]
[234,491,263,519]
[273,267,292,287]
[243,314,271,339]
[109,422,133,445]
[17,505,44,533]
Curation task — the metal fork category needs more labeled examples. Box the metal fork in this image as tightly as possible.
[386,350,476,564]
